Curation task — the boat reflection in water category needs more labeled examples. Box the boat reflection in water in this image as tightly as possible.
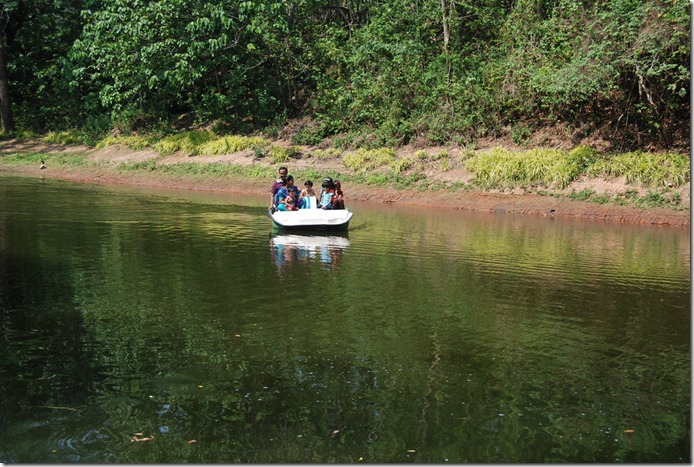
[270,233,350,271]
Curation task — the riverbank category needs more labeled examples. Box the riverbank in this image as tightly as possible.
[0,139,689,227]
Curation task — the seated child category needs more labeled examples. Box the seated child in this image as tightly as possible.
[299,180,317,209]
[301,180,316,198]
[283,190,299,211]
[332,180,345,210]
[318,177,335,209]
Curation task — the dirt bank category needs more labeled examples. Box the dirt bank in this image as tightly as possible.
[0,140,690,227]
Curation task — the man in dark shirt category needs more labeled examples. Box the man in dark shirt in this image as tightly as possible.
[270,166,288,208]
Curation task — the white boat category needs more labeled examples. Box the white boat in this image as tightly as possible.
[268,196,353,231]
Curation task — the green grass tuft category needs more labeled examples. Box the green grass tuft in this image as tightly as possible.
[267,145,302,164]
[43,130,85,145]
[567,188,595,201]
[152,130,217,156]
[342,148,396,172]
[466,146,596,189]
[311,148,343,160]
[197,135,268,155]
[390,156,414,174]
[96,135,153,151]
[587,152,690,188]
[1,151,92,167]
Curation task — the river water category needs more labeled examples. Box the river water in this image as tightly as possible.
[0,174,689,463]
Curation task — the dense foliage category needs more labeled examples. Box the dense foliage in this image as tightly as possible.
[1,0,690,150]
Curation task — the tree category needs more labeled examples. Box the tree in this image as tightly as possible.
[0,0,17,133]
[71,0,298,131]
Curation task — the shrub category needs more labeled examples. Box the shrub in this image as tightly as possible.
[197,135,267,155]
[312,148,343,160]
[152,130,217,156]
[414,150,428,160]
[96,135,152,150]
[268,145,302,164]
[431,150,449,161]
[43,130,84,145]
[568,189,595,201]
[390,156,413,174]
[342,148,396,172]
[466,147,589,188]
[587,152,689,188]
[292,122,329,146]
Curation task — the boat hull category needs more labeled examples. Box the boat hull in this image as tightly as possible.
[268,208,353,232]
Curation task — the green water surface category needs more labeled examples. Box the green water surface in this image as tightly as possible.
[0,174,689,463]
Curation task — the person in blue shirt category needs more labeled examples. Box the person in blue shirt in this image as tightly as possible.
[275,175,302,211]
[317,177,335,209]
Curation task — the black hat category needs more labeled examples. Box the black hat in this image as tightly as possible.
[321,177,334,188]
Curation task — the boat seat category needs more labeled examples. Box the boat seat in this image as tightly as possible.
[302,196,318,209]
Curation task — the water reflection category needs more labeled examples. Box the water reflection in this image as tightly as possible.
[0,176,689,463]
[270,233,350,271]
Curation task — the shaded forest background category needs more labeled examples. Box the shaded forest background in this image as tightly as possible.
[0,0,690,151]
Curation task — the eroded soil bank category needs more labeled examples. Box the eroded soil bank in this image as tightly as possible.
[0,140,690,227]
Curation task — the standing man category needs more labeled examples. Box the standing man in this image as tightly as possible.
[270,166,288,208]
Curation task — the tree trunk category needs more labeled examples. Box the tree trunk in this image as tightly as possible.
[440,0,452,111]
[440,0,451,84]
[0,32,14,134]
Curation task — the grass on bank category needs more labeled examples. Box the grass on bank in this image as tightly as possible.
[587,151,689,188]
[2,130,689,210]
[1,150,94,168]
[38,129,691,188]
[465,146,596,189]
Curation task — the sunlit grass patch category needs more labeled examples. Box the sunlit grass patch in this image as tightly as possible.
[117,160,157,172]
[43,130,84,145]
[267,145,302,164]
[311,148,343,160]
[390,155,414,174]
[96,134,153,151]
[152,130,217,156]
[567,188,595,201]
[0,152,46,166]
[597,189,685,210]
[431,149,449,161]
[53,153,94,166]
[116,160,276,179]
[631,190,685,209]
[158,162,235,177]
[342,148,396,172]
[466,146,596,189]
[414,150,428,160]
[342,171,427,189]
[587,151,689,188]
[197,135,267,155]
[1,151,92,167]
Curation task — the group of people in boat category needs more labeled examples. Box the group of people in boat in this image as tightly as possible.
[270,166,345,212]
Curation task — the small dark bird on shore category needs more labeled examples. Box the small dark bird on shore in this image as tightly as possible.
[40,159,47,170]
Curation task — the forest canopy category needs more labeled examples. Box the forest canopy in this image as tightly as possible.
[1,0,690,150]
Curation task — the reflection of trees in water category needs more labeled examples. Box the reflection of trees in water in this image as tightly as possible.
[0,253,91,420]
